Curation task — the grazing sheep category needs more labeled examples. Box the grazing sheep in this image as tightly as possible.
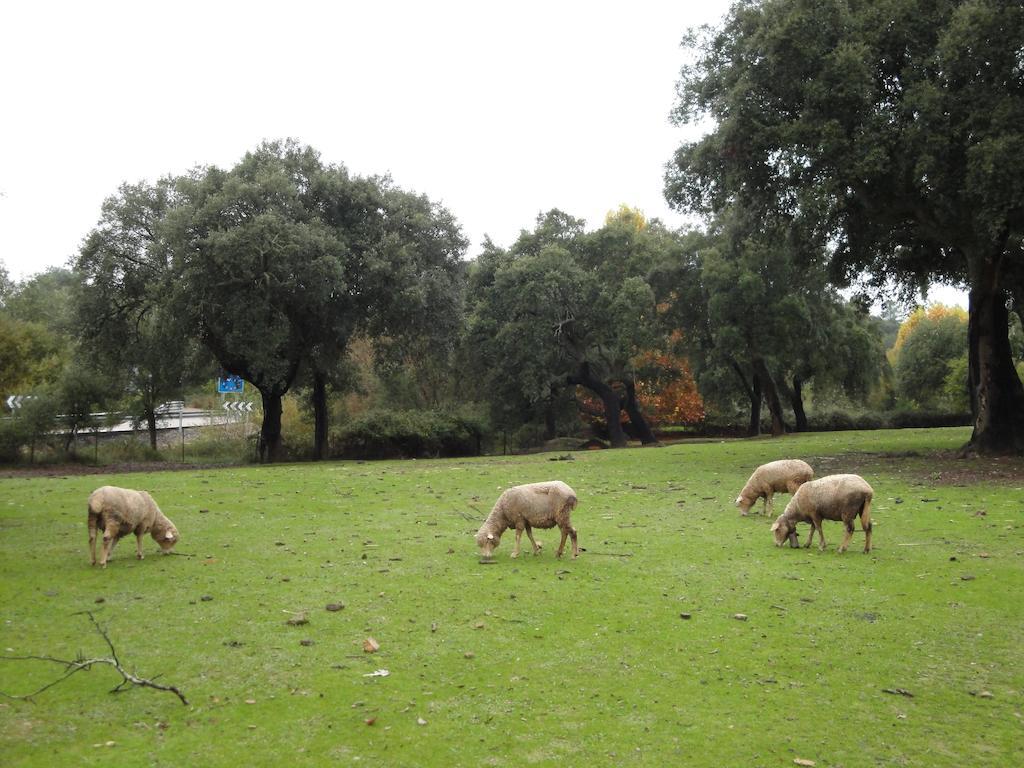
[87,486,179,567]
[475,481,578,560]
[771,474,874,553]
[735,459,814,516]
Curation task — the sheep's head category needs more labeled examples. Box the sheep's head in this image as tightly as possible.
[475,527,501,559]
[155,524,179,552]
[735,493,755,515]
[770,516,795,547]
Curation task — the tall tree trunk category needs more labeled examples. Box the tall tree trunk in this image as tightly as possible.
[752,358,787,436]
[730,360,762,437]
[568,363,628,447]
[543,399,557,441]
[789,375,808,433]
[966,256,1024,454]
[312,371,328,461]
[146,410,158,451]
[748,374,763,436]
[621,379,659,445]
[258,389,284,463]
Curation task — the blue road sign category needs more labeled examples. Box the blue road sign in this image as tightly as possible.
[217,375,245,394]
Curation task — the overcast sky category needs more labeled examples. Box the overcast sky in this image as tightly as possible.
[0,0,966,306]
[0,1,728,278]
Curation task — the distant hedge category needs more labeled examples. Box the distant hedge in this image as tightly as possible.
[331,409,487,460]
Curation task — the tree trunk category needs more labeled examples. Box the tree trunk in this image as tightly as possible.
[790,375,808,433]
[312,371,328,461]
[621,379,659,445]
[729,359,761,436]
[966,256,1024,454]
[543,399,557,441]
[748,374,763,436]
[258,390,284,463]
[568,363,628,447]
[752,358,787,436]
[146,410,158,451]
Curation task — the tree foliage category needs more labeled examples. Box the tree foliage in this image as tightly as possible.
[890,305,969,410]
[468,209,683,447]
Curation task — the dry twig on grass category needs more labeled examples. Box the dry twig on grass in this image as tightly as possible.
[0,611,188,706]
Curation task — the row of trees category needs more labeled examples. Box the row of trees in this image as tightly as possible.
[3,187,898,462]
[6,1,1023,458]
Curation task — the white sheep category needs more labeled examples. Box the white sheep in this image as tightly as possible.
[771,473,874,553]
[87,485,180,567]
[735,459,814,516]
[475,481,578,559]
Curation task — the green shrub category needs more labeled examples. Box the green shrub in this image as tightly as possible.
[332,409,487,459]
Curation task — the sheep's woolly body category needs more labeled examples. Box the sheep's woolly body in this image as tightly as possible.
[736,459,814,515]
[475,481,578,559]
[87,486,179,567]
[772,474,873,553]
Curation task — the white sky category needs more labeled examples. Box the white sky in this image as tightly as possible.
[0,0,966,307]
[0,0,728,278]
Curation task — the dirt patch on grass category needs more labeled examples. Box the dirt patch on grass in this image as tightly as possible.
[809,450,1024,487]
[0,461,234,479]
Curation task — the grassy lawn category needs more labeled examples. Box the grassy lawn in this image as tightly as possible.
[1,427,1021,767]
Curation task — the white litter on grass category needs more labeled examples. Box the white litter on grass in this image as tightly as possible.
[363,669,390,677]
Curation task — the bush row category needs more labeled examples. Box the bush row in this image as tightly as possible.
[330,409,487,460]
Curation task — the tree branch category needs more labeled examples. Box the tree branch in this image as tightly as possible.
[0,611,188,706]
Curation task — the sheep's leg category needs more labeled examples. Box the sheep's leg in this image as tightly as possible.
[88,513,99,566]
[763,492,773,516]
[511,526,523,558]
[816,520,827,551]
[135,531,145,560]
[569,526,578,558]
[556,528,568,558]
[100,521,120,568]
[803,524,815,548]
[838,520,854,553]
[861,501,873,553]
[524,524,542,554]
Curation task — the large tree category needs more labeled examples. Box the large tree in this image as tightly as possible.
[667,0,1024,453]
[166,141,464,461]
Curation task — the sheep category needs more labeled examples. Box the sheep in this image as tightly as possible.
[771,473,874,553]
[735,459,814,516]
[87,485,180,567]
[475,481,578,560]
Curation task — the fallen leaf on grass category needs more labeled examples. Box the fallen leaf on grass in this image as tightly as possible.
[794,759,816,767]
[363,669,390,677]
[363,637,380,653]
[285,612,309,626]
[325,603,345,612]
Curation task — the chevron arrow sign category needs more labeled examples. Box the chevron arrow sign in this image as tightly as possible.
[5,395,34,410]
[222,401,254,413]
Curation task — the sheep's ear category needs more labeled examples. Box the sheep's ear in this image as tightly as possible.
[487,533,495,541]
[770,522,779,532]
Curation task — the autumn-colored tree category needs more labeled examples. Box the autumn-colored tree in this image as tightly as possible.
[889,304,969,411]
[633,350,705,426]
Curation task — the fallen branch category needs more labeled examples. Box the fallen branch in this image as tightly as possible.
[579,551,633,557]
[0,611,188,706]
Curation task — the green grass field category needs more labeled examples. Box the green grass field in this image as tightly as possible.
[1,427,1021,767]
